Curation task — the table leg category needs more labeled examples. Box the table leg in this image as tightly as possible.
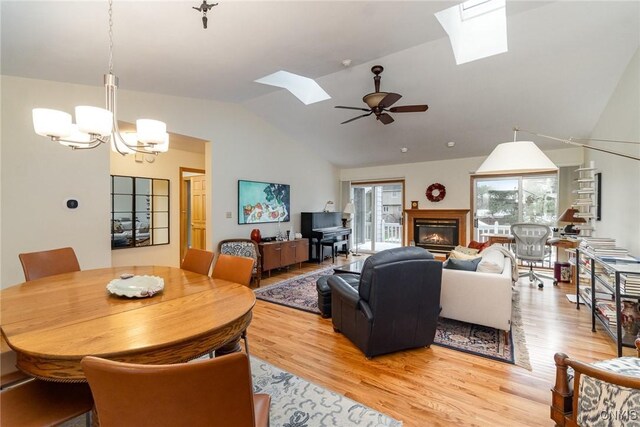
[214,334,242,357]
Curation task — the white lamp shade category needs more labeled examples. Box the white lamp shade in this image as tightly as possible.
[59,124,92,147]
[153,133,170,153]
[32,108,72,138]
[475,141,558,175]
[343,202,355,215]
[111,132,136,154]
[136,119,166,144]
[75,106,113,136]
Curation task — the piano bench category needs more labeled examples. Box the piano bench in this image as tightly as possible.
[320,239,349,263]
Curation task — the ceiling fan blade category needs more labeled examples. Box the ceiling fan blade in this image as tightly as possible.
[335,106,371,112]
[378,92,402,108]
[341,112,373,124]
[389,105,429,113]
[378,113,394,125]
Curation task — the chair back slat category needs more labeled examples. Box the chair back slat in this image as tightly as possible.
[18,247,80,282]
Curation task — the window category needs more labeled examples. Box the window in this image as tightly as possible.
[111,175,170,249]
[473,173,558,240]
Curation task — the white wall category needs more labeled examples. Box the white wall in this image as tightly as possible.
[1,76,112,288]
[110,148,206,268]
[585,49,640,255]
[340,148,583,242]
[1,76,339,288]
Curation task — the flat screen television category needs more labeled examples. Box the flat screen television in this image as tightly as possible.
[238,180,290,224]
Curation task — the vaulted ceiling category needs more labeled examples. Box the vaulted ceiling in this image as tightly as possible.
[2,1,638,168]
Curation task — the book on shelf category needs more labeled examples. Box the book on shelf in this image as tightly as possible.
[581,285,613,301]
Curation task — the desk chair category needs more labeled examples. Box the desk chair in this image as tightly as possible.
[81,353,270,427]
[18,246,80,282]
[511,223,555,288]
[181,248,215,276]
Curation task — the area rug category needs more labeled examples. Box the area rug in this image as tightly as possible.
[254,268,333,314]
[251,356,402,426]
[255,270,531,370]
[62,356,402,427]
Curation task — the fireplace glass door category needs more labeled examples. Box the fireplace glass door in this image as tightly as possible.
[351,182,403,253]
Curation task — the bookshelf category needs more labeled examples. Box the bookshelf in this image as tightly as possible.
[572,161,596,237]
[572,246,640,356]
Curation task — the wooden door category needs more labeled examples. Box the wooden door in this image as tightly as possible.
[190,175,207,250]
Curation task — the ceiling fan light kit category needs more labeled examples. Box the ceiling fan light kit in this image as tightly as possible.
[335,65,429,125]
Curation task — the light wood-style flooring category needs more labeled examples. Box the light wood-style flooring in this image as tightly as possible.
[247,255,635,427]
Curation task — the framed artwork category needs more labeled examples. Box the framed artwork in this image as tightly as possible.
[238,180,290,224]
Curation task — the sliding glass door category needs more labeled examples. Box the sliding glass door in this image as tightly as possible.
[473,173,558,241]
[351,181,404,253]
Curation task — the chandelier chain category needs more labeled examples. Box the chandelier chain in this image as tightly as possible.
[108,0,114,74]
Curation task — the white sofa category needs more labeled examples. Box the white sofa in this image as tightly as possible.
[440,249,513,333]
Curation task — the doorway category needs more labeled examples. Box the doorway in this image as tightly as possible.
[180,167,206,262]
[351,180,405,253]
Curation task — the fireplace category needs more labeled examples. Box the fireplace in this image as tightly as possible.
[404,209,469,256]
[414,219,458,253]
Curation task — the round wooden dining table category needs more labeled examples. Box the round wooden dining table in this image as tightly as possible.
[0,266,255,382]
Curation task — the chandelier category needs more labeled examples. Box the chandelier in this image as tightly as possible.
[32,0,169,155]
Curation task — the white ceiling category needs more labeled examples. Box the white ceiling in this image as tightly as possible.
[2,1,639,168]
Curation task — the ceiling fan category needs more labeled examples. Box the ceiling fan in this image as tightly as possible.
[335,65,429,125]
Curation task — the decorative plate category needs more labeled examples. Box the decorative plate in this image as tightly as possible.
[106,275,164,298]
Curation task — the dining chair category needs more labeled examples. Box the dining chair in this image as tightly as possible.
[81,352,270,427]
[211,253,255,356]
[180,248,215,276]
[218,239,261,287]
[212,254,255,287]
[18,246,80,282]
[0,379,93,427]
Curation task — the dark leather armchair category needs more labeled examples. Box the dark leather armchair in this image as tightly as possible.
[328,247,442,358]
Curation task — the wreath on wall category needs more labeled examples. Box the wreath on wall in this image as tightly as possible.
[426,183,446,202]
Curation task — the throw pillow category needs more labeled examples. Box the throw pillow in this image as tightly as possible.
[468,240,491,252]
[448,250,482,260]
[453,245,479,255]
[443,257,481,271]
[477,248,505,274]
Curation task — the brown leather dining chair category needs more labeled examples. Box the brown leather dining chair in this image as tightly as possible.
[180,248,215,276]
[82,352,270,427]
[212,253,254,287]
[18,246,80,282]
[211,254,255,356]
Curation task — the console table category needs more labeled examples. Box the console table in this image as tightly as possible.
[259,238,309,277]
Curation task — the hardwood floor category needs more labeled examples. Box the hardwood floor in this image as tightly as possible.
[247,255,635,426]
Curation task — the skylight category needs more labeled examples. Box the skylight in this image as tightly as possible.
[435,0,508,65]
[254,71,331,105]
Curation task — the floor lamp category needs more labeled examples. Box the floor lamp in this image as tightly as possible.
[343,202,360,256]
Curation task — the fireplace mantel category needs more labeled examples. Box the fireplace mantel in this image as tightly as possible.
[404,209,470,249]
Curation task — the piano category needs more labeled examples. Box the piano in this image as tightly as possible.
[301,212,352,263]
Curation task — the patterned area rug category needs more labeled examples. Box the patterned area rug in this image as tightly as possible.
[254,268,332,314]
[251,356,402,426]
[255,269,531,370]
